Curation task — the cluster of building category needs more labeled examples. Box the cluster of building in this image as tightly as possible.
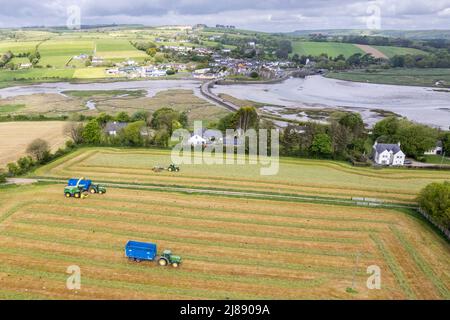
[207,54,290,79]
[160,45,214,57]
[105,62,188,78]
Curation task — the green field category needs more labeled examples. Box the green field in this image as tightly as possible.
[327,68,450,87]
[373,45,428,58]
[0,147,448,299]
[0,41,40,55]
[291,41,429,59]
[291,41,364,58]
[38,40,94,67]
[424,155,450,165]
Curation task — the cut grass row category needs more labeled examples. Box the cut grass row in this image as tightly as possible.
[1,182,448,299]
[390,226,450,299]
[369,234,416,299]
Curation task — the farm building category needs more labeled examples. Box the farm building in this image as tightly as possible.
[373,141,405,166]
[188,134,206,146]
[425,141,443,155]
[105,122,127,136]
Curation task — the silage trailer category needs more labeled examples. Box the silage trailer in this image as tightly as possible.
[125,241,182,267]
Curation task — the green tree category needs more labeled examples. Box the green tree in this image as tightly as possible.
[82,119,102,144]
[0,170,6,183]
[442,132,450,154]
[154,128,170,147]
[217,113,239,132]
[7,162,21,176]
[115,112,130,123]
[179,111,189,128]
[96,112,113,126]
[310,133,332,157]
[236,107,259,131]
[397,121,438,158]
[373,116,400,141]
[150,108,181,135]
[131,110,150,123]
[418,182,450,229]
[119,121,145,146]
[281,125,301,155]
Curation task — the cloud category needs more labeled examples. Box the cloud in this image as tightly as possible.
[0,0,449,31]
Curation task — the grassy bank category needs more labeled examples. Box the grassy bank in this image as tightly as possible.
[326,68,450,88]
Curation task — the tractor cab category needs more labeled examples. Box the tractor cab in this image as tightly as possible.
[89,184,106,194]
[158,249,182,268]
[167,164,180,172]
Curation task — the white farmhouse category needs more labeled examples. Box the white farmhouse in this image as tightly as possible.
[373,141,405,166]
[188,134,206,146]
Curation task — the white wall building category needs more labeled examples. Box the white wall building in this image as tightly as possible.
[188,135,206,146]
[373,142,405,166]
[424,141,443,155]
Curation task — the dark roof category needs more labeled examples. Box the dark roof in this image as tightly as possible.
[105,122,127,132]
[374,143,402,154]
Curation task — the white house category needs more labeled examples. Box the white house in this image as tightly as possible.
[425,141,443,155]
[373,141,405,166]
[188,134,206,146]
[104,122,127,136]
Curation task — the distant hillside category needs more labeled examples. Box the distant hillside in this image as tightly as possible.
[290,29,450,40]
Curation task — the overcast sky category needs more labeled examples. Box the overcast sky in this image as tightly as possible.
[1,0,449,31]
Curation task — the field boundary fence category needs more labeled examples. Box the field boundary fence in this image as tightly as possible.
[417,207,450,241]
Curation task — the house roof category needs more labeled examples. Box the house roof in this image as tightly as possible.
[374,143,402,154]
[105,122,127,132]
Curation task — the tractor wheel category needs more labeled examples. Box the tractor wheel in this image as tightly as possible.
[90,188,96,194]
[99,190,104,195]
[65,193,71,198]
[74,193,81,198]
[172,263,179,268]
[158,258,168,266]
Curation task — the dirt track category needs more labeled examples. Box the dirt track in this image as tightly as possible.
[355,44,388,59]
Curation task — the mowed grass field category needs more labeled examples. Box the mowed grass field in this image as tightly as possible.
[34,148,450,205]
[0,148,449,299]
[0,121,68,167]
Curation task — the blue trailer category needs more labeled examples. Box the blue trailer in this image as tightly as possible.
[67,178,106,194]
[68,178,92,192]
[125,241,157,262]
[125,241,182,267]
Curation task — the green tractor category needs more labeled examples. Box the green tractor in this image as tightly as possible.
[158,250,182,268]
[64,185,87,199]
[167,164,180,172]
[88,184,107,195]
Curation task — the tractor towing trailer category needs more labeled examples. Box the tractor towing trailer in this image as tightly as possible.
[125,241,182,268]
[67,178,106,194]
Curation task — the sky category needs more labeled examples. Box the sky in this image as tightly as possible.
[1,0,449,31]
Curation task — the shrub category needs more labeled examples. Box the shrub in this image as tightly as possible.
[26,138,50,162]
[418,181,450,230]
[0,170,6,183]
